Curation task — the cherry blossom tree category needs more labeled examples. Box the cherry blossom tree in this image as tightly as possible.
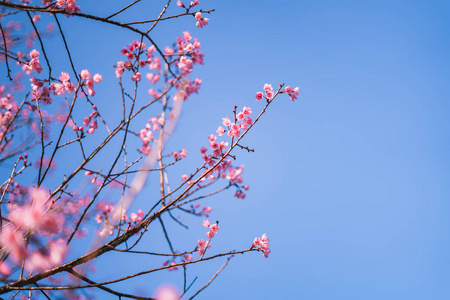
[0,1,298,299]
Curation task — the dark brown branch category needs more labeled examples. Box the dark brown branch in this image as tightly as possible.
[106,0,142,19]
[0,23,12,80]
[26,10,52,81]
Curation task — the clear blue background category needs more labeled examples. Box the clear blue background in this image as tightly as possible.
[10,0,450,299]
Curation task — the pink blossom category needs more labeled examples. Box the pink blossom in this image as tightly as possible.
[181,174,189,181]
[285,85,299,101]
[80,69,91,79]
[183,31,192,41]
[253,234,271,258]
[177,1,185,8]
[59,72,70,83]
[202,219,210,227]
[93,74,102,83]
[216,126,225,136]
[29,49,40,59]
[196,18,209,28]
[222,116,231,127]
[209,223,219,233]
[180,148,188,158]
[263,83,273,92]
[131,72,141,81]
[256,91,264,101]
[173,152,180,159]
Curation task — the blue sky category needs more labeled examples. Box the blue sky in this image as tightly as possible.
[5,0,450,299]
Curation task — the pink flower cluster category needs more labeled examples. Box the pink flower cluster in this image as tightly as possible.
[219,106,252,139]
[138,116,162,155]
[115,40,156,79]
[255,83,274,101]
[252,234,271,258]
[22,49,42,75]
[82,106,99,134]
[177,0,200,9]
[202,219,219,238]
[177,0,208,28]
[173,148,188,160]
[256,83,299,101]
[80,69,102,96]
[195,12,209,28]
[42,0,81,14]
[1,188,67,273]
[175,31,204,71]
[50,72,76,96]
[56,0,81,14]
[139,32,202,101]
[0,87,18,134]
[285,85,299,101]
[197,239,211,256]
[30,76,51,103]
[185,106,254,199]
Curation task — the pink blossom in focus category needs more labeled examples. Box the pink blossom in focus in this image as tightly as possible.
[253,233,271,258]
[255,91,264,101]
[222,117,231,127]
[285,85,299,101]
[216,126,225,136]
[80,69,91,79]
